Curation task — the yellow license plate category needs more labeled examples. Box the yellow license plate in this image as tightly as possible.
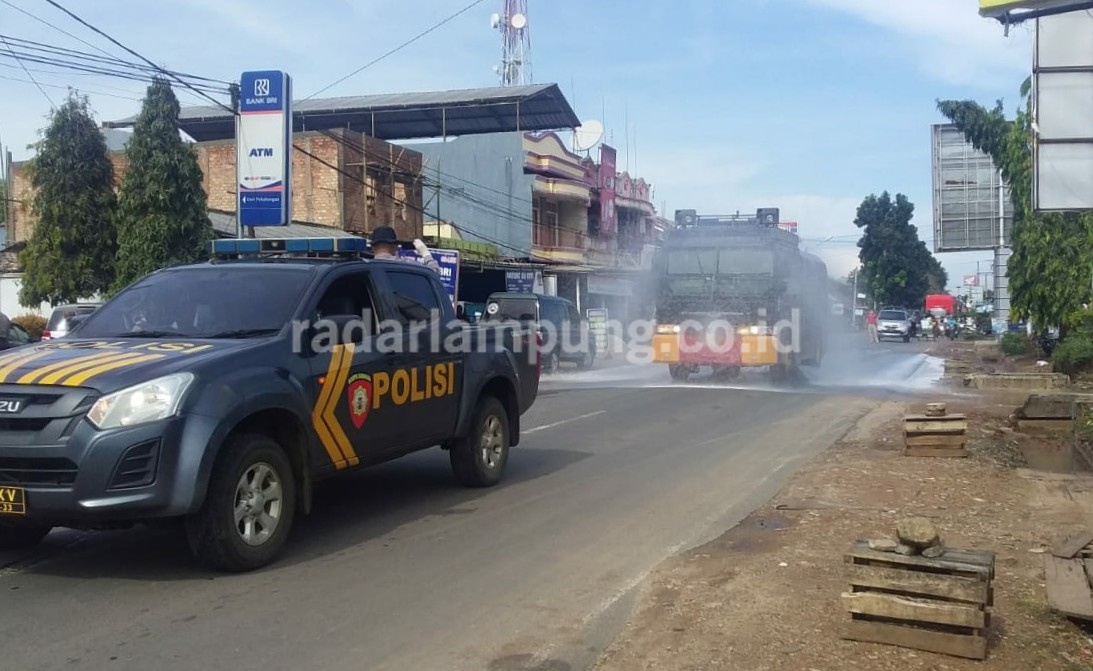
[0,486,26,515]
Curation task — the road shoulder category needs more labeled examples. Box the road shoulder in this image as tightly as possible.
[593,396,1093,671]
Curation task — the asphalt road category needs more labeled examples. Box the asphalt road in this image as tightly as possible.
[0,340,930,671]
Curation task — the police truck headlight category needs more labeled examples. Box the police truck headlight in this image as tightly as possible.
[656,325,681,334]
[87,373,195,430]
[737,326,773,335]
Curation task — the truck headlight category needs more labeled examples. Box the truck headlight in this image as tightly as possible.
[656,324,681,334]
[737,326,773,335]
[87,373,195,430]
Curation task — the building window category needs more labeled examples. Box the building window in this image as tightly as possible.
[543,199,559,228]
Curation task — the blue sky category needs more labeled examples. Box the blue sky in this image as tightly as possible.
[0,0,1034,285]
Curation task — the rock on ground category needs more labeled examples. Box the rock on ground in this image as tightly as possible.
[897,517,940,549]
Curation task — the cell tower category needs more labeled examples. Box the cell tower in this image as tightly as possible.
[490,0,532,86]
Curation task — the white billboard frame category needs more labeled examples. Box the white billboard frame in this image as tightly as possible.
[1033,10,1093,212]
[931,124,1012,252]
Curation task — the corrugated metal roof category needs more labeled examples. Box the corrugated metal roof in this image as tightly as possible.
[208,210,360,239]
[104,83,579,143]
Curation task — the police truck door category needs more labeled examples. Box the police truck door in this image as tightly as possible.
[307,270,395,472]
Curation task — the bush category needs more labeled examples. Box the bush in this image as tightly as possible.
[1000,332,1030,356]
[13,314,46,341]
[1052,333,1093,375]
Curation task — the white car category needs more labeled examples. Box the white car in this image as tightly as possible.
[877,309,912,342]
[42,303,101,340]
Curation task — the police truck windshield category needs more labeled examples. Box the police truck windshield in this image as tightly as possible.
[666,249,773,275]
[76,266,316,339]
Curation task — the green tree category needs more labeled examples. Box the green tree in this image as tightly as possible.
[854,192,943,309]
[19,93,117,306]
[113,77,213,291]
[938,82,1093,336]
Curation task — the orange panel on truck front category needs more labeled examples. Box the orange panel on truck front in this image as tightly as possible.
[739,335,779,366]
[652,334,680,363]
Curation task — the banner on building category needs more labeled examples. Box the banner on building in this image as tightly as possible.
[237,70,292,227]
[505,270,544,293]
[778,220,798,235]
[586,308,609,355]
[599,144,617,235]
[399,248,460,305]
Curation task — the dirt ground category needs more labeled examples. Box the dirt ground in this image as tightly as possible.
[593,389,1093,670]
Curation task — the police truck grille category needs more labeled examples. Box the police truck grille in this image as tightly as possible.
[0,457,78,487]
[0,386,98,449]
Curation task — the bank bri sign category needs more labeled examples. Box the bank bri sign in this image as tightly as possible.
[236,70,292,227]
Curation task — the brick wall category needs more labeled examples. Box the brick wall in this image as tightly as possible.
[8,130,424,244]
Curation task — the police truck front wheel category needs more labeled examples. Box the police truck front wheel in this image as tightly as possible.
[185,434,296,572]
[451,396,510,488]
[0,520,52,550]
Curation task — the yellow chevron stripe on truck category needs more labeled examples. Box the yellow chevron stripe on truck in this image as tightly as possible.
[17,352,126,385]
[58,353,167,387]
[0,350,51,383]
[311,344,358,469]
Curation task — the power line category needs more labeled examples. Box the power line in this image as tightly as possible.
[1,0,122,60]
[0,34,231,86]
[0,33,53,106]
[303,0,490,101]
[42,0,234,114]
[0,71,142,101]
[0,46,226,93]
[292,142,532,258]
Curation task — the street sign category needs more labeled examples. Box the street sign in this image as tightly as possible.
[399,248,460,305]
[586,308,608,355]
[979,0,1085,18]
[237,70,292,227]
[504,270,544,293]
[931,124,1012,252]
[1033,12,1093,212]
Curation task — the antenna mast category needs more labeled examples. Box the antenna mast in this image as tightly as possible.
[491,0,532,86]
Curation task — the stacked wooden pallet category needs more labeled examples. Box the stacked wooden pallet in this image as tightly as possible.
[842,540,995,660]
[903,403,967,458]
[1045,530,1093,621]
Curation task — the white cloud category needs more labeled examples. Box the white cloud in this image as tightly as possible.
[798,0,1033,88]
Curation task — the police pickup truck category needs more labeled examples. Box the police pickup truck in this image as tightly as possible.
[0,237,540,571]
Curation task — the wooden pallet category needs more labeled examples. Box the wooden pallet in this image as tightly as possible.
[842,540,994,660]
[903,413,968,458]
[1046,529,1093,621]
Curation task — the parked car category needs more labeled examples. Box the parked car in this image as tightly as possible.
[42,303,101,340]
[877,308,912,342]
[482,293,595,372]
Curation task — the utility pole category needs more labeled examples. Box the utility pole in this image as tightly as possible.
[851,268,860,330]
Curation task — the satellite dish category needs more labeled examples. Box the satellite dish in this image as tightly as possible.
[510,12,527,29]
[572,119,604,152]
[490,13,501,28]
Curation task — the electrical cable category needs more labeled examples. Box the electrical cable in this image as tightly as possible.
[292,143,532,258]
[0,71,142,101]
[302,0,490,101]
[0,34,53,106]
[0,34,230,86]
[1,0,120,60]
[42,0,234,113]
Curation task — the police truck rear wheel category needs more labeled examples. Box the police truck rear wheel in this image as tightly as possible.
[0,520,52,550]
[185,434,296,572]
[669,365,689,382]
[451,396,509,488]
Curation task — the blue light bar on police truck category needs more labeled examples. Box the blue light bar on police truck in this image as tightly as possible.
[209,237,370,258]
